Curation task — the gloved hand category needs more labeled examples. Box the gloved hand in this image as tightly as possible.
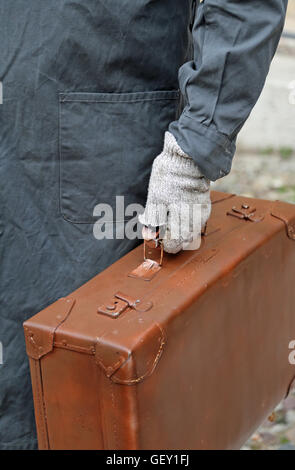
[139,132,211,254]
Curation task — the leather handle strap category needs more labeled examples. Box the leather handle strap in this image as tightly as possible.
[143,228,164,266]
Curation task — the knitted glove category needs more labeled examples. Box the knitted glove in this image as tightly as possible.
[139,132,211,254]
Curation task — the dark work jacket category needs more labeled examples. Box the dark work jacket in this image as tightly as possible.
[0,0,287,449]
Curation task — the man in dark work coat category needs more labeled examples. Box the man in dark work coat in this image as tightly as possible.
[0,0,287,449]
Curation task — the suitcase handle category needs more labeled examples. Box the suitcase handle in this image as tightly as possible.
[143,227,164,266]
[142,222,210,266]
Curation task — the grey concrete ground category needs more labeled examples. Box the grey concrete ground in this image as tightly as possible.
[236,0,295,152]
[214,2,295,450]
[237,52,295,152]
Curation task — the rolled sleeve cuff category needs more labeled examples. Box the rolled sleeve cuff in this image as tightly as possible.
[168,112,236,181]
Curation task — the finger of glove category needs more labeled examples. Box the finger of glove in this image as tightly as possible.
[161,207,190,254]
[138,202,168,228]
[162,202,208,253]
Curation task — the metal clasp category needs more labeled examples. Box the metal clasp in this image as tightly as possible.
[227,204,264,223]
[97,291,153,318]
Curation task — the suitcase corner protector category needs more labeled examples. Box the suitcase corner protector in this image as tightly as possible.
[271,200,295,240]
[23,297,76,360]
[94,322,166,385]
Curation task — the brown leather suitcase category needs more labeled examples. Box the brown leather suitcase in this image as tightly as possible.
[23,191,295,450]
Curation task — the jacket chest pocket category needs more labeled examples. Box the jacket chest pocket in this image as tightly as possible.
[59,90,179,224]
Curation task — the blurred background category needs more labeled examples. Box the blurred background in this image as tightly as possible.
[213,0,295,450]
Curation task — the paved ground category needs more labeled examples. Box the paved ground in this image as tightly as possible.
[213,148,295,204]
[237,52,295,151]
[241,391,295,451]
[213,3,295,450]
[237,1,295,151]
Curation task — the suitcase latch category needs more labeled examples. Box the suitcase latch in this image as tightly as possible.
[227,204,264,222]
[97,291,153,318]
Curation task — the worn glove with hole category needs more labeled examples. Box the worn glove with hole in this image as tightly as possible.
[139,132,211,254]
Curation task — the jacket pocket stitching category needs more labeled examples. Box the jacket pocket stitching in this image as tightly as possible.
[59,90,179,224]
[60,97,179,103]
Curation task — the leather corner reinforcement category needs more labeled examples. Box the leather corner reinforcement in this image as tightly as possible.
[23,297,76,360]
[94,322,166,385]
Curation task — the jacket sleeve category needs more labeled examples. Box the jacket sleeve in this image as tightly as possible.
[169,0,288,181]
